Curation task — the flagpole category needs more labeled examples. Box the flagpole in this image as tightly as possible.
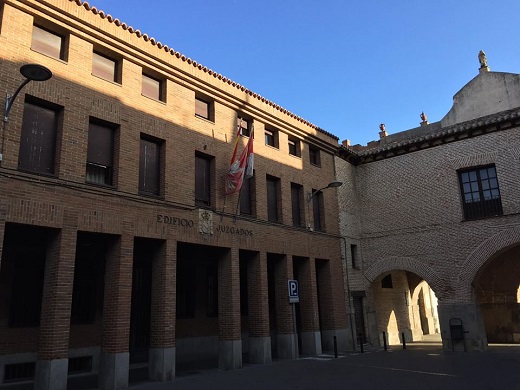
[222,119,243,220]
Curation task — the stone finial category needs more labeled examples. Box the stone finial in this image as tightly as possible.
[478,50,490,73]
[379,123,388,138]
[420,111,429,126]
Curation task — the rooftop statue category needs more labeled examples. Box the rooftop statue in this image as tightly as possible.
[478,50,488,68]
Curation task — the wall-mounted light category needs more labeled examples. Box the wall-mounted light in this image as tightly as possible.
[4,64,52,123]
[307,181,343,230]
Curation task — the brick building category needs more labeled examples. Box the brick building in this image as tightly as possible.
[0,0,349,388]
[337,59,520,352]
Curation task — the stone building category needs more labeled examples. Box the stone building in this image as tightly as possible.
[0,0,348,388]
[337,58,520,352]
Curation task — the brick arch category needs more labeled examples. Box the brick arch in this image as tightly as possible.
[457,225,520,299]
[364,256,446,298]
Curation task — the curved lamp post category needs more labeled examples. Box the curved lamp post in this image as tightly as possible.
[307,181,343,230]
[4,64,52,123]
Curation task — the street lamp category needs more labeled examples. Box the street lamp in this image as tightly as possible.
[4,64,52,123]
[307,181,343,230]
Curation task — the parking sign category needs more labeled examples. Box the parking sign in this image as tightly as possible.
[288,280,299,303]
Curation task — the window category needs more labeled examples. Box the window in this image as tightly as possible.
[139,135,162,196]
[265,128,279,148]
[142,73,164,101]
[18,99,60,175]
[381,274,393,289]
[309,145,321,166]
[240,175,254,216]
[207,263,218,317]
[237,116,251,137]
[288,136,301,157]
[195,153,212,206]
[291,183,303,227]
[86,120,115,186]
[31,24,66,60]
[177,261,195,319]
[240,261,248,315]
[195,95,213,121]
[458,165,503,220]
[351,244,359,269]
[266,175,280,222]
[312,189,324,231]
[92,51,119,83]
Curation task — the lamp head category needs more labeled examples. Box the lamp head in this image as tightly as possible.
[327,181,343,188]
[20,64,52,82]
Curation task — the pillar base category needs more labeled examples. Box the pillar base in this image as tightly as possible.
[34,358,68,390]
[149,347,175,382]
[321,329,349,353]
[276,334,298,359]
[438,303,488,352]
[301,331,322,356]
[99,352,129,390]
[218,340,242,370]
[249,337,272,364]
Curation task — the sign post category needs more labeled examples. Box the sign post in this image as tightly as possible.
[288,280,299,358]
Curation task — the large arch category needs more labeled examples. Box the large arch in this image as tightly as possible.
[458,226,520,300]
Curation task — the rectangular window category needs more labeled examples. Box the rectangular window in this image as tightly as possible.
[142,73,163,101]
[266,175,280,222]
[309,145,321,166]
[240,175,254,216]
[288,136,301,157]
[195,95,213,121]
[86,121,115,186]
[195,153,212,206]
[458,165,503,220]
[31,25,65,60]
[351,244,359,269]
[240,261,249,315]
[18,101,59,175]
[265,128,279,148]
[92,51,118,83]
[291,183,303,227]
[312,189,324,231]
[237,116,251,137]
[139,135,162,196]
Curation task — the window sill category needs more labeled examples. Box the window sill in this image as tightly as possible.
[195,114,215,124]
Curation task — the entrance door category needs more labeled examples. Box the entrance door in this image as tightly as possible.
[353,296,367,344]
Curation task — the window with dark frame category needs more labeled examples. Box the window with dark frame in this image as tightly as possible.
[18,100,59,175]
[312,189,324,231]
[288,136,301,157]
[31,25,65,60]
[265,128,278,148]
[350,244,359,269]
[291,183,303,227]
[240,175,254,216]
[195,96,213,120]
[309,145,321,166]
[237,116,251,137]
[266,175,280,222]
[92,51,118,83]
[139,135,162,196]
[458,165,503,220]
[195,153,212,207]
[142,73,163,101]
[86,121,115,186]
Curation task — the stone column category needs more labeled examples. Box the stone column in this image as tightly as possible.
[149,239,176,381]
[437,302,488,352]
[35,225,77,390]
[247,252,271,363]
[297,257,322,356]
[274,255,297,359]
[218,246,242,370]
[99,234,133,389]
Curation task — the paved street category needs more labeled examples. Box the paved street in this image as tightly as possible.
[131,341,520,390]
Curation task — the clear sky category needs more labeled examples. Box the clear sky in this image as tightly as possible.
[90,0,520,146]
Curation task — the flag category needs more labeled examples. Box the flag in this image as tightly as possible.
[244,126,254,179]
[224,122,254,195]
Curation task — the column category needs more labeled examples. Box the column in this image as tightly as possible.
[274,255,297,359]
[35,226,77,390]
[218,247,242,370]
[247,252,271,363]
[297,257,322,355]
[99,235,133,389]
[437,301,488,352]
[149,239,176,381]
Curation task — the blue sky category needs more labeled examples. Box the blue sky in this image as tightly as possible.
[91,0,520,146]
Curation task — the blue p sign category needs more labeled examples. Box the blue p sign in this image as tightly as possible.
[288,280,299,303]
